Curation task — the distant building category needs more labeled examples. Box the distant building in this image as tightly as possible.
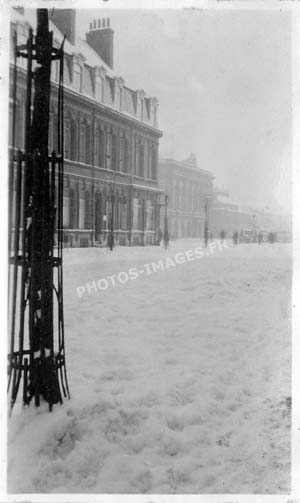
[210,190,292,241]
[9,8,163,247]
[158,155,214,239]
[210,189,242,237]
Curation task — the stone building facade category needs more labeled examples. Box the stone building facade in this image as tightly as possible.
[9,8,163,247]
[158,155,214,239]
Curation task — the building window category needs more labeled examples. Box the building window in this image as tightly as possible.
[74,65,82,92]
[64,119,70,159]
[95,128,104,167]
[120,198,127,230]
[85,191,90,229]
[106,131,112,170]
[70,119,76,160]
[119,136,124,172]
[95,77,104,102]
[79,124,86,163]
[63,195,69,227]
[95,192,102,239]
[135,139,140,176]
[112,132,118,171]
[69,188,76,228]
[133,198,138,229]
[86,124,91,164]
[115,87,120,109]
[139,143,144,177]
[124,136,129,173]
[152,146,157,180]
[79,192,85,230]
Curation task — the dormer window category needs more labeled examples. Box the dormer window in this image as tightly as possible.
[95,77,104,102]
[115,86,120,109]
[74,64,82,92]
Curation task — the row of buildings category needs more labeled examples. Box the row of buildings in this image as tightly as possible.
[9,8,291,247]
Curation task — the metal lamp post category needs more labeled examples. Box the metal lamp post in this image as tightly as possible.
[109,172,117,251]
[204,198,209,248]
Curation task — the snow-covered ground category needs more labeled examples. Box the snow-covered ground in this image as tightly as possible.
[7,239,292,494]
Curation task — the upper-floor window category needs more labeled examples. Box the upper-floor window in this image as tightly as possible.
[64,119,70,159]
[124,136,129,173]
[151,146,157,180]
[115,87,120,110]
[119,136,124,172]
[95,127,104,167]
[106,131,112,170]
[70,119,76,160]
[139,143,144,178]
[112,132,118,171]
[79,124,86,163]
[95,77,104,102]
[74,65,82,92]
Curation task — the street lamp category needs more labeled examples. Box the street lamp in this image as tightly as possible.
[109,172,117,251]
[164,194,169,248]
[156,193,168,246]
[203,195,211,248]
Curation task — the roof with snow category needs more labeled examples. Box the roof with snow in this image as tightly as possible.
[10,8,160,131]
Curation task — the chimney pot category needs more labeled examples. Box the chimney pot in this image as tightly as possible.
[93,20,96,29]
[86,18,114,68]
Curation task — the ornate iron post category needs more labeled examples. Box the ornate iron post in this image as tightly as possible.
[8,9,70,412]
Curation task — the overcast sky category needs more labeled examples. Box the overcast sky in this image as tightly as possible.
[78,8,292,214]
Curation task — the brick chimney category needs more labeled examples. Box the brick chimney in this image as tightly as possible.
[50,9,76,45]
[86,18,114,69]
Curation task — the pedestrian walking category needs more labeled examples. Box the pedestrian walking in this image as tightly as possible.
[220,229,226,244]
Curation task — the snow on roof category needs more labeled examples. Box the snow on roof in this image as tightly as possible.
[160,157,214,179]
[11,8,114,76]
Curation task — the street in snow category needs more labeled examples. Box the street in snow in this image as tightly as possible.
[8,240,291,493]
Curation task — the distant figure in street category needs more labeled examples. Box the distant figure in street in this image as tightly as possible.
[164,230,169,249]
[220,229,226,244]
[157,228,163,246]
[268,232,276,244]
[233,231,239,245]
[258,231,263,245]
